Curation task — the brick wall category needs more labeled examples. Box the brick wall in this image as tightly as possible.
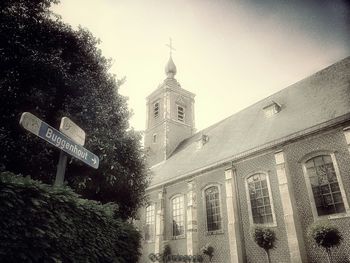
[284,125,350,263]
[235,152,291,263]
[196,168,231,263]
[139,124,350,263]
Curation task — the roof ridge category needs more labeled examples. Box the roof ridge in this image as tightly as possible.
[199,56,350,133]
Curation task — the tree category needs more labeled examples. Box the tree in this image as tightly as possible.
[308,221,342,263]
[252,226,276,263]
[0,0,149,219]
[202,244,214,262]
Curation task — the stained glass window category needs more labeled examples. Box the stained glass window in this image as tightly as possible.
[305,155,345,216]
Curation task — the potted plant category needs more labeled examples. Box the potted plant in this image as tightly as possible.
[307,220,342,263]
[252,226,276,263]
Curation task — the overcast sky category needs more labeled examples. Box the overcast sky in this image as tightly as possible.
[52,0,350,132]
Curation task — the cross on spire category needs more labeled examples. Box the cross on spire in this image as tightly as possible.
[166,38,176,56]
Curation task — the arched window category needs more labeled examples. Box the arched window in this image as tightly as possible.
[204,186,222,232]
[171,195,185,238]
[246,173,276,225]
[303,154,348,217]
[145,204,155,241]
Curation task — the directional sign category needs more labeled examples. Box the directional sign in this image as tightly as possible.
[59,117,86,146]
[20,112,99,169]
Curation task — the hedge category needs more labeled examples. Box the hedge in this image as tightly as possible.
[0,172,141,263]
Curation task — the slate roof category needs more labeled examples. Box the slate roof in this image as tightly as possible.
[150,57,350,188]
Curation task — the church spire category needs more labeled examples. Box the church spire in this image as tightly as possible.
[144,39,195,166]
[165,56,177,78]
[165,38,177,78]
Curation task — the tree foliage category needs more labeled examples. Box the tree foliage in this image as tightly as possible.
[0,172,141,262]
[0,0,149,218]
[252,226,276,263]
[308,220,342,263]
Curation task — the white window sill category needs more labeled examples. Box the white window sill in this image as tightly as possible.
[252,222,278,228]
[316,212,350,221]
[206,229,224,235]
[172,235,186,240]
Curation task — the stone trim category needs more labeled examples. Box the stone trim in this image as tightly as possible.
[186,181,198,255]
[274,150,306,263]
[154,190,165,254]
[225,168,244,263]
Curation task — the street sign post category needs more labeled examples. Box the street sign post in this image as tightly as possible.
[60,117,86,146]
[54,117,87,186]
[19,112,99,169]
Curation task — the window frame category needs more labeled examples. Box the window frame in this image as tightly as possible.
[202,183,224,235]
[170,194,186,239]
[144,203,156,242]
[301,152,350,221]
[245,171,277,227]
[153,101,160,119]
[177,104,185,122]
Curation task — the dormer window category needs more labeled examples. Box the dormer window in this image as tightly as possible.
[263,101,281,117]
[154,102,159,119]
[177,105,185,122]
[197,134,209,149]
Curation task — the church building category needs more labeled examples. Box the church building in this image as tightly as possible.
[137,55,350,262]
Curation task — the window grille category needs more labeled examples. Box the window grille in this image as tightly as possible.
[205,186,222,231]
[145,204,155,241]
[172,196,185,237]
[247,173,274,224]
[305,155,345,216]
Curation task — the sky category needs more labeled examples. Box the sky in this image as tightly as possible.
[52,0,350,132]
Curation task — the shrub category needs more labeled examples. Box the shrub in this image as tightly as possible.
[0,172,141,262]
[202,244,214,262]
[163,244,171,263]
[252,226,276,263]
[308,220,342,263]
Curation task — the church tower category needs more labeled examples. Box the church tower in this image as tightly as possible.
[144,53,195,167]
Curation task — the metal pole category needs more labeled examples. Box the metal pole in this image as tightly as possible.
[54,151,68,187]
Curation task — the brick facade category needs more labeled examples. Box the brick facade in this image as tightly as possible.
[284,126,350,262]
[137,123,350,262]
